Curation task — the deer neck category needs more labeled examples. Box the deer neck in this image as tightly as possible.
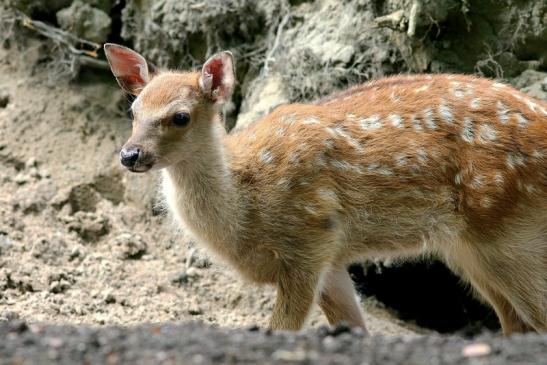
[162,117,243,251]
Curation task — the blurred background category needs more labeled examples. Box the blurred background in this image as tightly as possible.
[0,0,545,337]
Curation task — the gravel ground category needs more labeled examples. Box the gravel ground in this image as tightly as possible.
[0,320,546,365]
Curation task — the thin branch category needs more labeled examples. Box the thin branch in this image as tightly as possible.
[17,11,101,57]
[263,12,291,76]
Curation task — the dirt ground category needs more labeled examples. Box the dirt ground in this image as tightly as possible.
[1,320,547,365]
[0,40,422,337]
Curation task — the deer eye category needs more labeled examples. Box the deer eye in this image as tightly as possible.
[173,112,191,126]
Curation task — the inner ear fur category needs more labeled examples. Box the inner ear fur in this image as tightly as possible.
[104,43,152,95]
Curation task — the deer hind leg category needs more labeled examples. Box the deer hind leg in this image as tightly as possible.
[318,266,368,333]
[464,270,533,334]
[451,234,547,334]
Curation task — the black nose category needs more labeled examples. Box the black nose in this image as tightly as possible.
[120,147,140,167]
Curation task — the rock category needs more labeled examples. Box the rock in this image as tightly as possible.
[235,74,289,130]
[62,211,110,242]
[12,180,57,214]
[30,233,68,265]
[51,183,99,213]
[187,307,203,316]
[0,268,34,293]
[0,234,12,255]
[267,1,398,101]
[511,70,547,101]
[92,170,125,205]
[24,157,37,170]
[104,292,116,304]
[185,248,211,269]
[111,232,147,259]
[170,272,190,286]
[0,89,9,108]
[56,0,112,43]
[170,268,202,287]
[13,173,29,185]
[47,272,74,294]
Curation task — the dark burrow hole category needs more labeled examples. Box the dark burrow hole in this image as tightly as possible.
[349,260,501,337]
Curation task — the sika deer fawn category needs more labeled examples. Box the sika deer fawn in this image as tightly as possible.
[104,43,547,335]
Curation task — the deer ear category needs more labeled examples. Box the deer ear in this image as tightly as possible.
[104,43,151,95]
[199,51,235,103]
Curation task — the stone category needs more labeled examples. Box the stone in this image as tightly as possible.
[235,74,289,130]
[62,211,110,242]
[111,232,147,259]
[56,1,112,43]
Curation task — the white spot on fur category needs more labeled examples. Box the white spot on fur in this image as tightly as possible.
[416,149,428,164]
[525,99,539,113]
[389,114,404,128]
[331,160,363,174]
[324,139,334,149]
[346,113,357,121]
[328,125,364,152]
[302,116,321,125]
[470,98,481,109]
[411,115,423,131]
[304,204,318,215]
[471,174,484,189]
[275,127,286,137]
[477,124,496,143]
[414,84,430,93]
[325,127,337,137]
[390,90,401,102]
[438,102,454,124]
[450,81,465,98]
[377,166,394,176]
[455,172,463,185]
[259,149,274,164]
[395,154,409,167]
[315,152,328,167]
[480,197,492,208]
[360,115,383,130]
[288,152,300,165]
[277,178,290,191]
[367,163,379,172]
[497,101,509,124]
[506,152,525,169]
[515,113,528,129]
[281,114,296,125]
[492,82,507,89]
[317,188,338,202]
[525,184,536,193]
[461,117,475,143]
[423,108,437,129]
[493,172,504,186]
[532,149,544,159]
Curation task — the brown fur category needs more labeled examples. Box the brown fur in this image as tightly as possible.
[113,56,547,335]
